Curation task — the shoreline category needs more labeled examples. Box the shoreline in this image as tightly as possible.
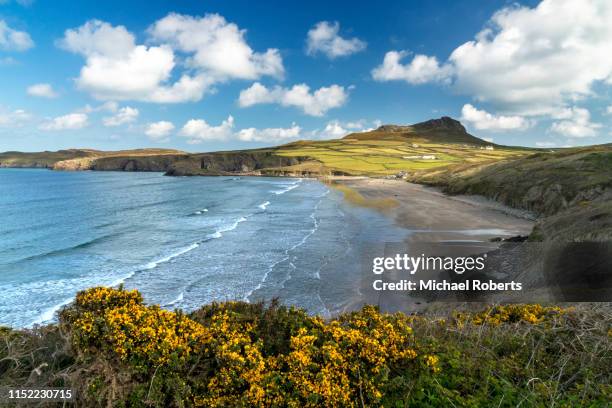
[327,177,536,313]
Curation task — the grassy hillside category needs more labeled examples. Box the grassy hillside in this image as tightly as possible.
[275,138,525,176]
[1,287,609,407]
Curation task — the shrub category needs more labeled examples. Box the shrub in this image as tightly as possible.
[1,287,608,407]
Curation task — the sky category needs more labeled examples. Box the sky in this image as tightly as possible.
[0,0,610,152]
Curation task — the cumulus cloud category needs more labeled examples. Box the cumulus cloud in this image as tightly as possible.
[59,14,282,103]
[177,115,303,144]
[449,0,612,114]
[0,20,34,51]
[319,119,381,138]
[373,0,612,116]
[306,21,366,59]
[148,13,284,81]
[238,82,349,116]
[145,121,175,140]
[549,107,601,138]
[59,20,207,103]
[372,51,452,84]
[179,115,235,143]
[102,106,139,127]
[39,113,88,131]
[27,83,58,98]
[460,104,531,131]
[237,124,301,142]
[0,108,31,127]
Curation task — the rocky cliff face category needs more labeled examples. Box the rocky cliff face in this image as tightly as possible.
[165,151,311,176]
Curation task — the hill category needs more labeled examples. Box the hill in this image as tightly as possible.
[343,116,492,146]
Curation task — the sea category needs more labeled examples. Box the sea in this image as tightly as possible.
[0,169,407,328]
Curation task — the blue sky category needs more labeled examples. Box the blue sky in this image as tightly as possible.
[0,0,610,152]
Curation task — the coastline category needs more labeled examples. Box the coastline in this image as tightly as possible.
[327,177,535,313]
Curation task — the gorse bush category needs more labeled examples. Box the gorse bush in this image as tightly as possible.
[1,287,610,407]
[61,287,207,369]
[61,288,430,407]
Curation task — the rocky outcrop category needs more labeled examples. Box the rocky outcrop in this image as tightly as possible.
[53,157,96,171]
[344,116,489,145]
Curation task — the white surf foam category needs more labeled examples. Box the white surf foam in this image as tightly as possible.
[258,201,270,210]
[208,216,248,239]
[166,291,184,306]
[143,243,200,270]
[271,179,302,195]
[30,296,73,327]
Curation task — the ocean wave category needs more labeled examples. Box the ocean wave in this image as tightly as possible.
[5,232,123,265]
[143,243,200,270]
[193,208,208,215]
[258,201,270,210]
[271,179,303,195]
[165,291,184,307]
[208,216,248,239]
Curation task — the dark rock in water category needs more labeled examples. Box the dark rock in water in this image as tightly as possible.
[489,235,528,243]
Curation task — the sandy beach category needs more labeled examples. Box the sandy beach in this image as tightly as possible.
[327,177,536,313]
[330,177,534,241]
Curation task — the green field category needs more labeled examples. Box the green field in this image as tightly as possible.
[276,138,528,176]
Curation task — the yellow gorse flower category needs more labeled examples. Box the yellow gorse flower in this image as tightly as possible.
[64,288,575,407]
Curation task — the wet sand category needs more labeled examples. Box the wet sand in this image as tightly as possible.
[327,177,535,313]
[331,177,534,241]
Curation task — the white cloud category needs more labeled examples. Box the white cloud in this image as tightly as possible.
[27,83,58,98]
[372,51,452,84]
[238,82,349,116]
[40,113,88,131]
[102,106,139,127]
[606,106,612,115]
[59,20,212,103]
[0,108,31,127]
[60,15,284,103]
[237,124,301,142]
[177,115,303,144]
[373,0,612,116]
[461,104,531,131]
[148,13,284,81]
[306,21,366,59]
[549,107,601,138]
[0,20,34,51]
[60,19,135,58]
[448,0,612,114]
[145,121,175,140]
[179,115,234,143]
[319,119,380,138]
